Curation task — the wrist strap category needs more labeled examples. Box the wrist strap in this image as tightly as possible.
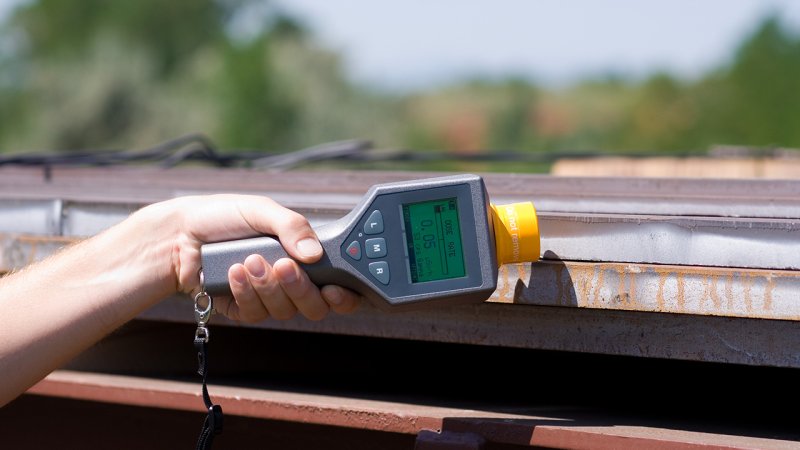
[192,280,223,449]
[195,336,223,450]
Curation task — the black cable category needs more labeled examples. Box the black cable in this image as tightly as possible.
[0,132,711,169]
[0,134,373,169]
[0,133,224,167]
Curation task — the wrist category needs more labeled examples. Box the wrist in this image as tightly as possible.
[120,200,186,300]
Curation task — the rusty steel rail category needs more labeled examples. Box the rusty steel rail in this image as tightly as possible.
[27,370,800,450]
[6,167,800,448]
[2,167,800,366]
[3,206,799,271]
[4,232,799,321]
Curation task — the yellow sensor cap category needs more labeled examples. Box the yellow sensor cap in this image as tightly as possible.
[490,202,540,266]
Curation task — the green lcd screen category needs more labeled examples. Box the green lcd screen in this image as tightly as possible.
[402,197,466,283]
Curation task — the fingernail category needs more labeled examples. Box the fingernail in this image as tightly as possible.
[296,238,322,258]
[325,287,343,305]
[244,255,266,278]
[276,259,298,284]
[231,264,247,285]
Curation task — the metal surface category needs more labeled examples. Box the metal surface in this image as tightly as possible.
[3,166,800,218]
[0,199,62,235]
[4,232,797,322]
[4,206,798,271]
[0,233,76,270]
[2,167,799,366]
[142,296,800,367]
[517,261,800,320]
[27,370,800,449]
[539,213,800,270]
[6,167,799,446]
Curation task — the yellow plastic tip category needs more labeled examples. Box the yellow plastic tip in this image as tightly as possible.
[490,202,540,266]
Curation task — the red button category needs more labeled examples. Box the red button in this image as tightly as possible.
[345,240,362,260]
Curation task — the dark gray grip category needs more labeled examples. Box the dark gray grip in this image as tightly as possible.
[201,237,285,296]
[201,225,353,297]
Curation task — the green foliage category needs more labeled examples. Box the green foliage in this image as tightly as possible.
[14,0,227,75]
[0,3,798,170]
[724,17,800,146]
[215,36,298,149]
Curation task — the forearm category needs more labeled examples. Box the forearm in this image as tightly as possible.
[0,194,360,406]
[0,204,178,405]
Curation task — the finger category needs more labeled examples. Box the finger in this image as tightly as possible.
[233,197,323,264]
[320,285,361,315]
[228,260,270,323]
[273,258,329,321]
[213,296,240,322]
[242,255,298,320]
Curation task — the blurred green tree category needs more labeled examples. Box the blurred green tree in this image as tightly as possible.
[722,16,800,146]
[0,4,798,167]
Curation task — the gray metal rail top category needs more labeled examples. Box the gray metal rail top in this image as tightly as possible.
[1,166,799,367]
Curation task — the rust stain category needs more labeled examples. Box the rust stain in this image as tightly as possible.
[495,265,513,303]
[592,265,605,307]
[1,234,77,267]
[515,263,531,290]
[616,266,626,306]
[498,260,797,319]
[764,275,775,311]
[725,272,734,311]
[627,267,637,307]
[675,272,686,312]
[700,275,721,311]
[654,267,671,312]
[570,264,595,307]
[16,235,76,244]
[614,265,637,308]
[676,272,686,311]
[742,274,753,313]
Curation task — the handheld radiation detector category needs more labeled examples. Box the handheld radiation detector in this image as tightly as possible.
[200,174,540,310]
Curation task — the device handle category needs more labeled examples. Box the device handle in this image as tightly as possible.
[200,221,352,297]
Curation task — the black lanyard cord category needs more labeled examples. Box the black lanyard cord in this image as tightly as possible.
[195,333,223,450]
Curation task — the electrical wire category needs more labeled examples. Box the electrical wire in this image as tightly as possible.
[0,134,373,170]
[0,132,714,170]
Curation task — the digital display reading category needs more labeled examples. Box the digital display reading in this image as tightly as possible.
[402,197,466,283]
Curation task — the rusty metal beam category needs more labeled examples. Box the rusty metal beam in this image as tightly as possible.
[3,166,800,218]
[2,167,800,366]
[5,232,799,366]
[503,260,800,320]
[3,232,798,321]
[538,213,800,271]
[4,168,799,270]
[0,233,77,271]
[27,370,800,449]
[140,296,800,367]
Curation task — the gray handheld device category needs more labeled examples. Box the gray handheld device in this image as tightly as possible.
[200,174,498,310]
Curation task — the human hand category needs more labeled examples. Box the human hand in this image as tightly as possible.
[149,194,361,322]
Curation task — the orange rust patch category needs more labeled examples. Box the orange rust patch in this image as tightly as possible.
[494,265,514,303]
[764,275,775,311]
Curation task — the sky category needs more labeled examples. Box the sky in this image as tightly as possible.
[273,0,800,91]
[2,0,800,91]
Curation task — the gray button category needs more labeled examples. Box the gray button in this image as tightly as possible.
[345,240,361,260]
[363,210,384,235]
[365,238,387,258]
[368,261,390,285]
